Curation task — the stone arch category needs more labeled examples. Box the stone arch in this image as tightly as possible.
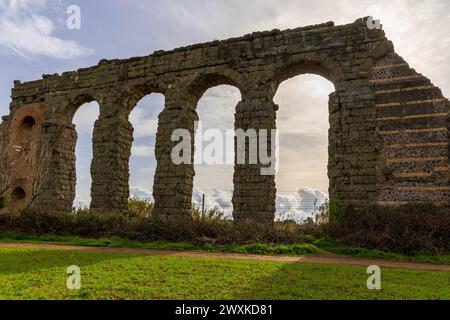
[10,187,26,201]
[3,18,449,220]
[265,56,339,213]
[15,115,37,147]
[4,179,32,213]
[125,84,166,203]
[64,95,101,209]
[11,103,45,146]
[7,185,29,213]
[88,86,166,214]
[64,93,98,124]
[20,116,36,130]
[193,85,242,216]
[270,53,340,96]
[184,67,247,105]
[152,72,245,219]
[188,72,244,217]
[273,74,335,217]
[123,82,166,114]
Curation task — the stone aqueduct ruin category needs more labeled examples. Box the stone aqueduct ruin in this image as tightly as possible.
[1,18,449,223]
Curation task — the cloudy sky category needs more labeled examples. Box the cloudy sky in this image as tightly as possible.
[1,0,449,220]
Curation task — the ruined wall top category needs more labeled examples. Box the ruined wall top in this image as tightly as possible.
[6,17,392,121]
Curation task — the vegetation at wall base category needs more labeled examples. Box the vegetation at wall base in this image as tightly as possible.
[0,199,448,256]
[0,204,319,246]
[0,233,319,256]
[310,237,450,265]
[328,204,450,254]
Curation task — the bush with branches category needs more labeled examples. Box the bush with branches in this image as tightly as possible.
[328,203,450,254]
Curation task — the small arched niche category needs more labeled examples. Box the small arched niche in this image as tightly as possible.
[15,115,37,146]
[10,187,26,201]
[20,116,36,130]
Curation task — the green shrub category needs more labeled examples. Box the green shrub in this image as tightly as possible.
[0,207,315,246]
[191,204,226,223]
[128,198,154,218]
[315,198,344,226]
[329,203,450,254]
[229,243,318,255]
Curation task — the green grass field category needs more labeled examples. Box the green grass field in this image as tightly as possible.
[0,247,449,300]
[0,233,318,255]
[1,233,450,265]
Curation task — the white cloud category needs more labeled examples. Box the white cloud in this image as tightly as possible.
[73,196,89,209]
[72,102,100,135]
[192,187,233,217]
[276,188,328,221]
[129,107,159,138]
[275,75,334,137]
[83,184,328,223]
[274,75,333,193]
[0,0,46,13]
[134,0,450,96]
[130,186,154,201]
[131,145,154,158]
[129,185,328,221]
[0,0,93,59]
[197,85,241,131]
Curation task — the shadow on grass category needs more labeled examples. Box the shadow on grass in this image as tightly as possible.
[233,262,450,300]
[1,247,449,300]
[0,247,134,275]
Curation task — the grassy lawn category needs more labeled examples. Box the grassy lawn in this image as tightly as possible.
[324,246,450,265]
[0,247,449,300]
[0,233,319,255]
[313,238,450,265]
[1,233,450,265]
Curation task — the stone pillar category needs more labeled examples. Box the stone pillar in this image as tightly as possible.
[152,90,196,220]
[233,87,277,225]
[331,82,378,208]
[328,92,340,198]
[30,122,77,212]
[90,113,133,213]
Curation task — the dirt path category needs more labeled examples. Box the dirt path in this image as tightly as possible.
[0,242,449,271]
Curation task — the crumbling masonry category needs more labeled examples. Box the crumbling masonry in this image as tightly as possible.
[1,18,449,222]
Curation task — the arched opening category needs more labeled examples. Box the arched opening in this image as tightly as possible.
[193,85,241,218]
[72,101,100,209]
[128,93,165,202]
[20,116,36,130]
[10,187,26,201]
[274,74,335,221]
[15,115,37,147]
